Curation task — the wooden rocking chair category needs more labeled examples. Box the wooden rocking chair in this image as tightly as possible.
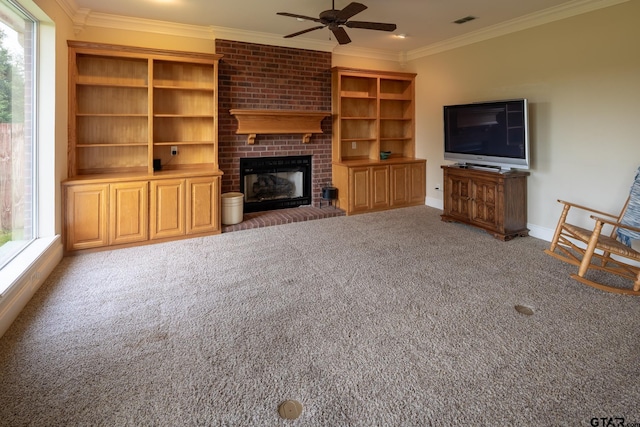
[544,167,640,295]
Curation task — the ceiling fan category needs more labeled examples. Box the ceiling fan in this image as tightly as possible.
[277,1,397,45]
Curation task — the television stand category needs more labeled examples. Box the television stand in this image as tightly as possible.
[441,165,530,241]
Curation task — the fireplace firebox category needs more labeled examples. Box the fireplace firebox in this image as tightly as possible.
[240,155,312,213]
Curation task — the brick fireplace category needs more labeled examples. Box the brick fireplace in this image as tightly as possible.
[216,39,332,208]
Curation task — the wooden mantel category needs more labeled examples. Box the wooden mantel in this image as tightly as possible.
[229,109,330,144]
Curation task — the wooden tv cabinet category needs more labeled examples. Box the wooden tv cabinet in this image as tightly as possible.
[440,165,529,241]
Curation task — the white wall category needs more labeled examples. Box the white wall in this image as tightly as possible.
[332,53,407,73]
[408,0,640,239]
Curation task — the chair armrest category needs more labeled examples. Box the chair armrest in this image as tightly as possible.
[557,199,619,219]
[590,215,640,234]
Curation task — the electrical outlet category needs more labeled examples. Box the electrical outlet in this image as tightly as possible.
[171,146,178,156]
[351,141,357,150]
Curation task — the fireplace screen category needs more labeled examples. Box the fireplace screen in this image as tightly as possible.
[240,155,312,213]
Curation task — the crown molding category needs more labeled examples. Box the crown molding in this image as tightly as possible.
[72,8,90,34]
[81,12,216,39]
[55,0,76,20]
[405,0,630,61]
[56,0,629,62]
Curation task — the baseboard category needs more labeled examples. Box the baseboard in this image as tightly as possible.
[0,236,63,338]
[527,223,554,242]
[425,197,443,210]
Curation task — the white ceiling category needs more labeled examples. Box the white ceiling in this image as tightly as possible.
[66,0,623,58]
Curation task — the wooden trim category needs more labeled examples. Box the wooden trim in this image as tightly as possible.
[67,40,223,62]
[229,109,330,144]
[331,66,417,79]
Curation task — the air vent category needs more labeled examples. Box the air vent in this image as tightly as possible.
[453,16,477,24]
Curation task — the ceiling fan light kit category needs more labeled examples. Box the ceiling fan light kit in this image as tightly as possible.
[277,0,397,45]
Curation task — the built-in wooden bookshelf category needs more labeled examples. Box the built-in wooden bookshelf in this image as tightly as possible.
[331,67,425,215]
[64,42,223,253]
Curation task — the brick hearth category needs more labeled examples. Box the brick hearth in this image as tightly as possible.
[221,206,345,233]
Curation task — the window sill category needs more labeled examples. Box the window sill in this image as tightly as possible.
[0,236,61,297]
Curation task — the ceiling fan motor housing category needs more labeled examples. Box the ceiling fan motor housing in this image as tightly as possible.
[320,9,344,25]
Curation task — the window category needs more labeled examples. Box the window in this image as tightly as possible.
[0,0,36,270]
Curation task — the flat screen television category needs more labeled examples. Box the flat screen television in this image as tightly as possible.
[443,99,530,170]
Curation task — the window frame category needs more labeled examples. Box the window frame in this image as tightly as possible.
[0,0,59,297]
[0,0,37,271]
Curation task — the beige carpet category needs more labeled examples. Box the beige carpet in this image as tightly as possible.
[1,206,639,426]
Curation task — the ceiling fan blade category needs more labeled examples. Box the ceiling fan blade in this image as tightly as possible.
[283,26,326,38]
[345,21,397,32]
[336,2,367,21]
[277,12,322,23]
[331,26,351,45]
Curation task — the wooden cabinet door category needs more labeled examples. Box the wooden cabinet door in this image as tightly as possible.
[350,167,371,213]
[64,183,109,252]
[409,161,426,204]
[390,161,425,207]
[109,181,148,245]
[186,176,219,235]
[390,164,409,207]
[444,173,471,220]
[371,166,389,210]
[470,178,500,229]
[150,179,185,240]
